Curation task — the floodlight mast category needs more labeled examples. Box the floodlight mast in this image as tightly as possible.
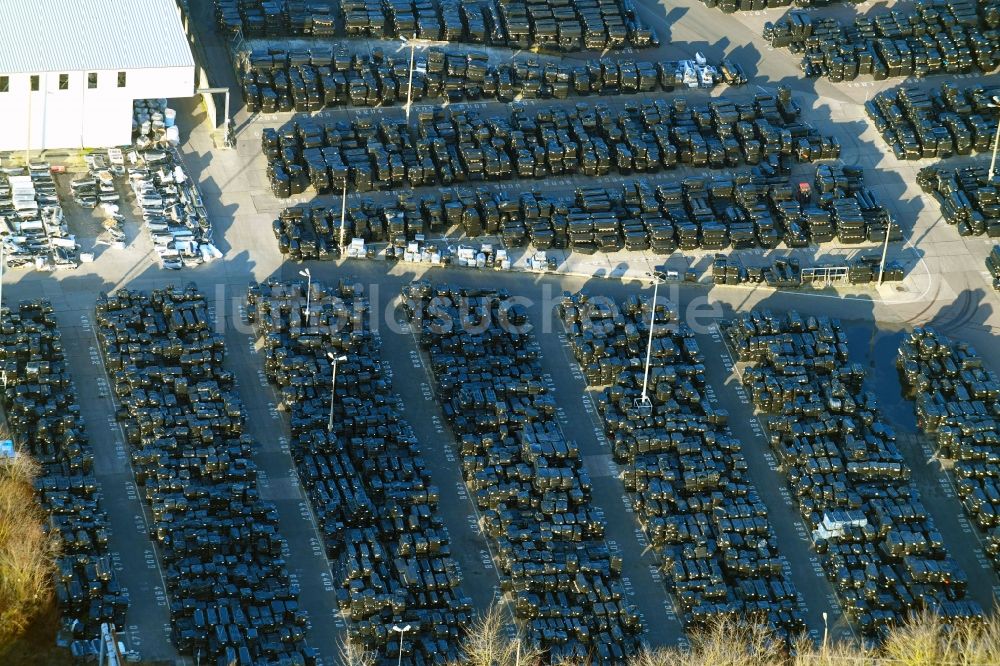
[327,353,348,432]
[299,268,311,322]
[637,271,666,411]
[400,35,416,125]
[988,97,1000,181]
[392,624,412,666]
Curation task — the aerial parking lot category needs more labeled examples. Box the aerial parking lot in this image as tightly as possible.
[2,0,1000,664]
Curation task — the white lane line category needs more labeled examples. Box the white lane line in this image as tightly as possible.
[88,322,190,666]
[398,304,513,619]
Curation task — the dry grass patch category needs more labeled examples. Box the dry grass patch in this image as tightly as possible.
[450,609,1000,666]
[0,453,57,644]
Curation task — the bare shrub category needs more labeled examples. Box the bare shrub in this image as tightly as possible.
[0,453,57,643]
[455,604,545,666]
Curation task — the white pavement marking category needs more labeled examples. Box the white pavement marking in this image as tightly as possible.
[398,302,511,613]
[89,323,191,666]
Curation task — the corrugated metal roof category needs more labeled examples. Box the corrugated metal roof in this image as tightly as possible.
[0,0,195,74]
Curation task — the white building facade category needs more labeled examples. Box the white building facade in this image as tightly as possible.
[0,0,195,152]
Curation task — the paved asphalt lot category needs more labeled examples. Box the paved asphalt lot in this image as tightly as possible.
[4,0,1000,663]
[222,314,348,663]
[54,314,176,662]
[14,266,1000,662]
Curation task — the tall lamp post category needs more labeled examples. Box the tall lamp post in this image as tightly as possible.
[400,35,416,125]
[339,179,348,253]
[877,217,893,286]
[636,271,666,413]
[988,96,1000,181]
[327,353,347,432]
[299,268,311,322]
[392,624,412,666]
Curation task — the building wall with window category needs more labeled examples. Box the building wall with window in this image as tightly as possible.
[0,0,195,152]
[0,66,194,151]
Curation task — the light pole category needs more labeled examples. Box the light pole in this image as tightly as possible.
[400,35,416,125]
[822,611,829,656]
[637,271,666,412]
[327,353,347,432]
[877,218,892,286]
[339,179,348,253]
[988,96,1000,182]
[299,268,311,322]
[392,623,412,666]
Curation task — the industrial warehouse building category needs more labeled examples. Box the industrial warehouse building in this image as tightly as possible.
[0,0,196,152]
